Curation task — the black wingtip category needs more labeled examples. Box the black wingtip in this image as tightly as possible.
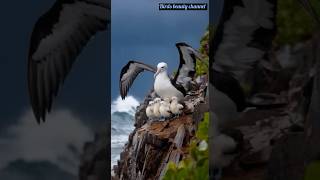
[33,111,44,125]
[175,42,190,47]
[35,117,46,125]
[36,118,41,125]
[30,101,47,124]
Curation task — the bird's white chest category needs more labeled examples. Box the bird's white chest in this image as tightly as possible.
[159,104,171,117]
[146,105,154,117]
[153,103,160,116]
[170,101,183,114]
[154,73,183,99]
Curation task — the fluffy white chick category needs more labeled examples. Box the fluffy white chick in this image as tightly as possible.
[170,96,184,116]
[159,101,171,120]
[153,98,161,119]
[146,101,154,119]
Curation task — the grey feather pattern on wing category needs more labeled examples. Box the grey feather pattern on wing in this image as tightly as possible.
[119,61,156,99]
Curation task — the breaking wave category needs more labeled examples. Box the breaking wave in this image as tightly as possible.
[111,96,140,168]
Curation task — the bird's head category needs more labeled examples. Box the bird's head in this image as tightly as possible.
[149,101,154,105]
[154,98,161,103]
[164,97,171,103]
[154,62,168,78]
[171,96,178,101]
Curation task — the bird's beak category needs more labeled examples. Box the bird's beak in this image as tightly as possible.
[154,69,160,78]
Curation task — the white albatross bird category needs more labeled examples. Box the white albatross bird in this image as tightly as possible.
[146,101,154,119]
[119,42,203,101]
[159,101,171,120]
[152,98,161,119]
[154,62,185,100]
[162,98,172,109]
[170,96,184,116]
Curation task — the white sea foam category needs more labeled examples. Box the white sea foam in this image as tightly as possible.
[111,96,139,168]
[111,96,139,115]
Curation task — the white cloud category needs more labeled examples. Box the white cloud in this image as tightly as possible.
[111,96,140,115]
[0,109,93,175]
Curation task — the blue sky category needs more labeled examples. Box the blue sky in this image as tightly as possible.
[111,0,209,101]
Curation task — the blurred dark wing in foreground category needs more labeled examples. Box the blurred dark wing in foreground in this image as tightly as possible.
[28,0,110,123]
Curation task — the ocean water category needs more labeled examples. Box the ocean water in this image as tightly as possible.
[111,96,139,169]
[111,111,135,167]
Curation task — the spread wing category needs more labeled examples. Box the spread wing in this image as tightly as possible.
[28,0,110,123]
[119,61,156,99]
[212,0,277,81]
[173,42,203,90]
